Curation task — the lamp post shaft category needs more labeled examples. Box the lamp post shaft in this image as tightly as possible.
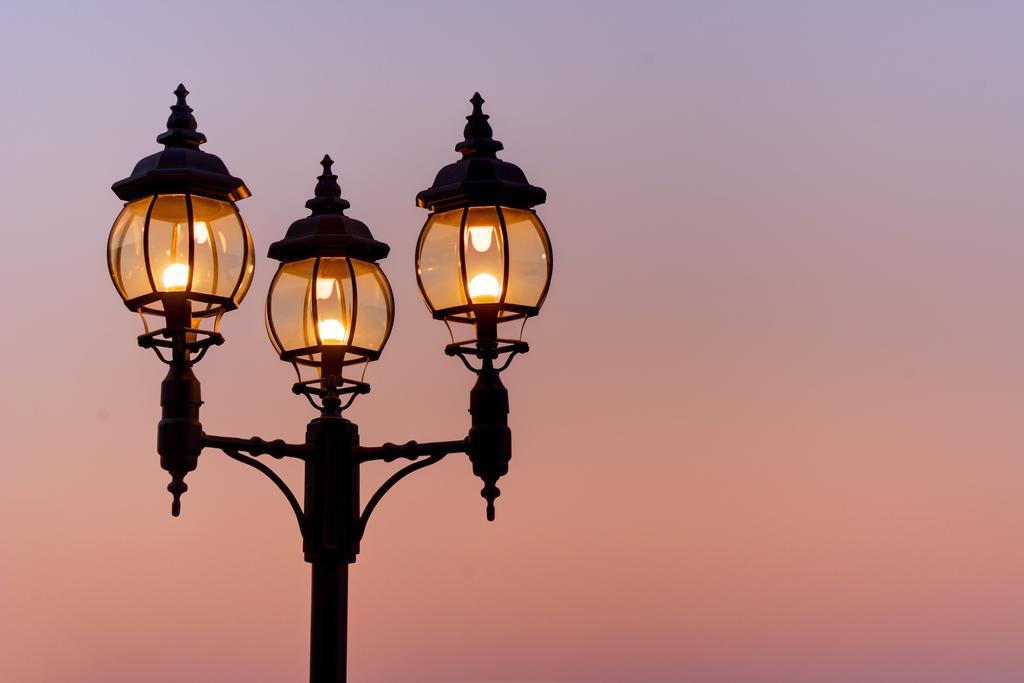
[310,560,349,683]
[303,412,360,683]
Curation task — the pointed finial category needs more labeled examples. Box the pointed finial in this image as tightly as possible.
[467,92,488,130]
[157,83,206,148]
[456,91,503,158]
[482,480,500,522]
[306,154,350,215]
[168,475,188,517]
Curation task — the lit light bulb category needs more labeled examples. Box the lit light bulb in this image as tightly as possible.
[193,221,210,245]
[162,263,189,291]
[318,318,347,344]
[315,278,337,300]
[468,272,501,302]
[468,225,494,252]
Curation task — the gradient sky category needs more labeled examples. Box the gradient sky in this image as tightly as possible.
[2,1,1024,682]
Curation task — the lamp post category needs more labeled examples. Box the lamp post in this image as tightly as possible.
[105,86,553,683]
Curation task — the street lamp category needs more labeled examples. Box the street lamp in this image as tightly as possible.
[106,86,551,683]
[265,154,395,407]
[415,92,553,519]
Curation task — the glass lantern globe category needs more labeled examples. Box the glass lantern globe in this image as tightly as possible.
[266,255,394,372]
[416,205,551,324]
[108,193,254,327]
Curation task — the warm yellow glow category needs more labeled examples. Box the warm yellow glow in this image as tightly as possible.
[315,278,337,300]
[468,225,495,252]
[162,263,189,291]
[318,318,347,344]
[194,221,210,245]
[468,272,501,302]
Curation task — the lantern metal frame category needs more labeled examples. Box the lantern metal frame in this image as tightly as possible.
[109,88,549,683]
[414,204,553,324]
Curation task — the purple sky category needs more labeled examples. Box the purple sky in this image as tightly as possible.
[2,2,1024,682]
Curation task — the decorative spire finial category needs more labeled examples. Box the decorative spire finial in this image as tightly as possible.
[456,91,503,158]
[157,83,207,149]
[482,480,500,522]
[168,84,196,130]
[306,154,351,215]
[168,475,188,517]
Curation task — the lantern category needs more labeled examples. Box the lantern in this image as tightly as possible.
[415,93,551,348]
[108,85,254,339]
[265,156,394,405]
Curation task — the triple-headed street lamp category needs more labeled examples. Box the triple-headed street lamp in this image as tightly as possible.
[106,85,553,683]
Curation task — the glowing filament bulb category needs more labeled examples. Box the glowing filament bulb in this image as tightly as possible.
[315,278,337,300]
[162,263,189,291]
[468,225,495,252]
[468,272,501,302]
[318,318,347,344]
[193,221,210,245]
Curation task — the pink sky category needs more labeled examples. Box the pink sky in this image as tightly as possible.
[2,2,1024,682]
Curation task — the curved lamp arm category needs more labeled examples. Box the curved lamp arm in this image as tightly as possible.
[356,454,447,541]
[203,433,310,460]
[217,447,307,538]
[356,438,468,463]
[354,438,470,540]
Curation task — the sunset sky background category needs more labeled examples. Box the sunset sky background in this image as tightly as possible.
[3,2,1024,682]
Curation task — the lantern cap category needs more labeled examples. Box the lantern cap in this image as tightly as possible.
[111,84,250,203]
[268,155,390,262]
[416,92,546,213]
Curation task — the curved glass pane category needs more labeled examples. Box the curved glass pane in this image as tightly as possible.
[147,194,191,294]
[463,207,504,304]
[501,208,551,308]
[351,260,394,352]
[313,258,355,346]
[416,209,466,312]
[267,258,316,353]
[189,195,250,303]
[109,197,154,301]
[236,215,256,305]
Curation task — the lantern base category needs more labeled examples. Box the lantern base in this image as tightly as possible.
[445,338,529,374]
[138,326,225,365]
[292,375,371,414]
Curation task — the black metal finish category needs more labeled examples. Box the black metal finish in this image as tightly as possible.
[157,356,203,517]
[303,416,361,564]
[112,85,250,203]
[357,454,444,540]
[202,433,310,459]
[268,156,390,262]
[221,447,307,535]
[416,93,546,212]
[310,561,348,683]
[113,88,547,683]
[467,363,512,521]
[355,438,468,463]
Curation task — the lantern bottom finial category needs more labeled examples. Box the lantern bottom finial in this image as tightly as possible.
[168,475,188,517]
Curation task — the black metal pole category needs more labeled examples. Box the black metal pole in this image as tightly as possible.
[310,560,349,683]
[303,369,360,683]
